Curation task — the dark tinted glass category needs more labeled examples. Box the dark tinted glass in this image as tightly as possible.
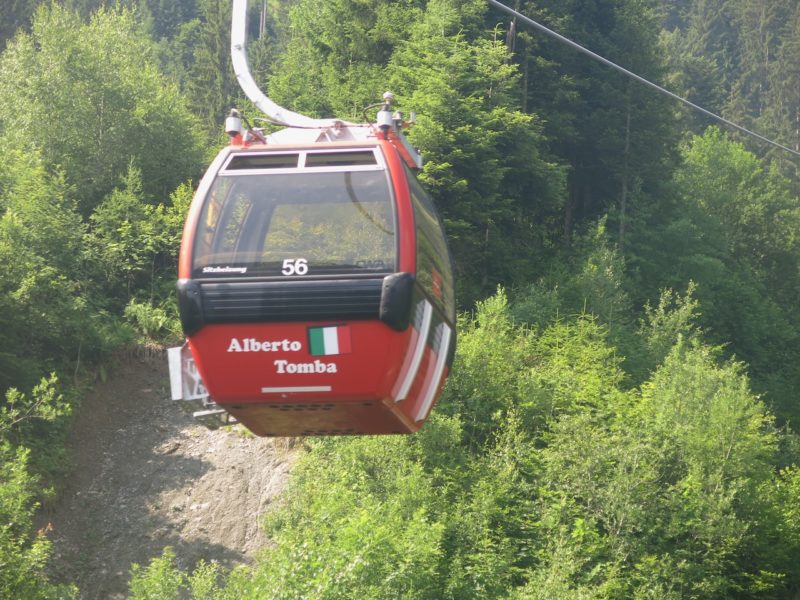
[193,170,396,278]
[225,154,300,170]
[406,167,455,322]
[304,151,377,167]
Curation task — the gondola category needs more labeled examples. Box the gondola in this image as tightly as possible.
[168,0,454,436]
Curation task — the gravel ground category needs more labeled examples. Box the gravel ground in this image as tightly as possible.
[37,352,296,599]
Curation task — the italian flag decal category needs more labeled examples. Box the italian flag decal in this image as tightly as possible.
[308,325,352,356]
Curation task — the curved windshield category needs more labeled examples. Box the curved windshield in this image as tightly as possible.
[192,170,396,278]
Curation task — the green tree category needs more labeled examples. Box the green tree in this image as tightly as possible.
[0,150,91,392]
[388,0,564,302]
[268,0,424,120]
[525,330,785,597]
[0,0,40,51]
[0,4,204,213]
[635,340,778,596]
[0,442,75,598]
[513,0,678,245]
[129,547,188,599]
[86,165,166,301]
[187,0,237,140]
[147,0,198,39]
[627,128,800,423]
[759,2,800,181]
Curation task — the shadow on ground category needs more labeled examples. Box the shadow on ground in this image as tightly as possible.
[37,353,295,599]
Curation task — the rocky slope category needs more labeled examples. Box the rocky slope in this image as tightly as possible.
[38,353,295,598]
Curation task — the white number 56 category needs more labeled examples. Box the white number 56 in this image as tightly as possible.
[281,258,309,276]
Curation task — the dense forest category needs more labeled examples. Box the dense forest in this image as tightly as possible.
[2,0,800,597]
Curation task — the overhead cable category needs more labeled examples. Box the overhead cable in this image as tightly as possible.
[488,0,800,159]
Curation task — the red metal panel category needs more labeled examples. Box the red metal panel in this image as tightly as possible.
[380,140,416,275]
[188,321,407,404]
[187,320,421,436]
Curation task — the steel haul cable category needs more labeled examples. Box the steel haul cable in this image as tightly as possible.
[488,0,800,160]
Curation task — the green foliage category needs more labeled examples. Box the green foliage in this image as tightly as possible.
[124,299,181,344]
[0,375,70,447]
[638,282,701,372]
[0,5,204,596]
[752,466,800,594]
[129,547,186,599]
[628,127,800,423]
[0,150,92,391]
[389,0,565,301]
[128,547,227,600]
[87,166,161,296]
[516,0,679,243]
[268,0,424,120]
[525,309,787,598]
[441,290,528,443]
[186,560,226,600]
[187,0,237,140]
[660,0,800,181]
[0,1,39,50]
[0,3,204,213]
[80,167,195,352]
[0,442,76,599]
[243,436,446,598]
[512,225,647,382]
[178,284,800,597]
[634,341,778,597]
[85,164,190,310]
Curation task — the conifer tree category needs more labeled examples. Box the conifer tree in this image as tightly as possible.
[0,4,204,212]
[187,0,237,140]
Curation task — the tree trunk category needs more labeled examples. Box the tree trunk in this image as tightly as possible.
[619,92,632,255]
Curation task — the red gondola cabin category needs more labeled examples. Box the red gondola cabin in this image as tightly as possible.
[175,132,456,436]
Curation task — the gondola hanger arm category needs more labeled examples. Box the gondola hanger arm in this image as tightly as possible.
[230,0,344,129]
[229,0,421,167]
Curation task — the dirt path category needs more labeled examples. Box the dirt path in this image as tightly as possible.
[38,352,295,599]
